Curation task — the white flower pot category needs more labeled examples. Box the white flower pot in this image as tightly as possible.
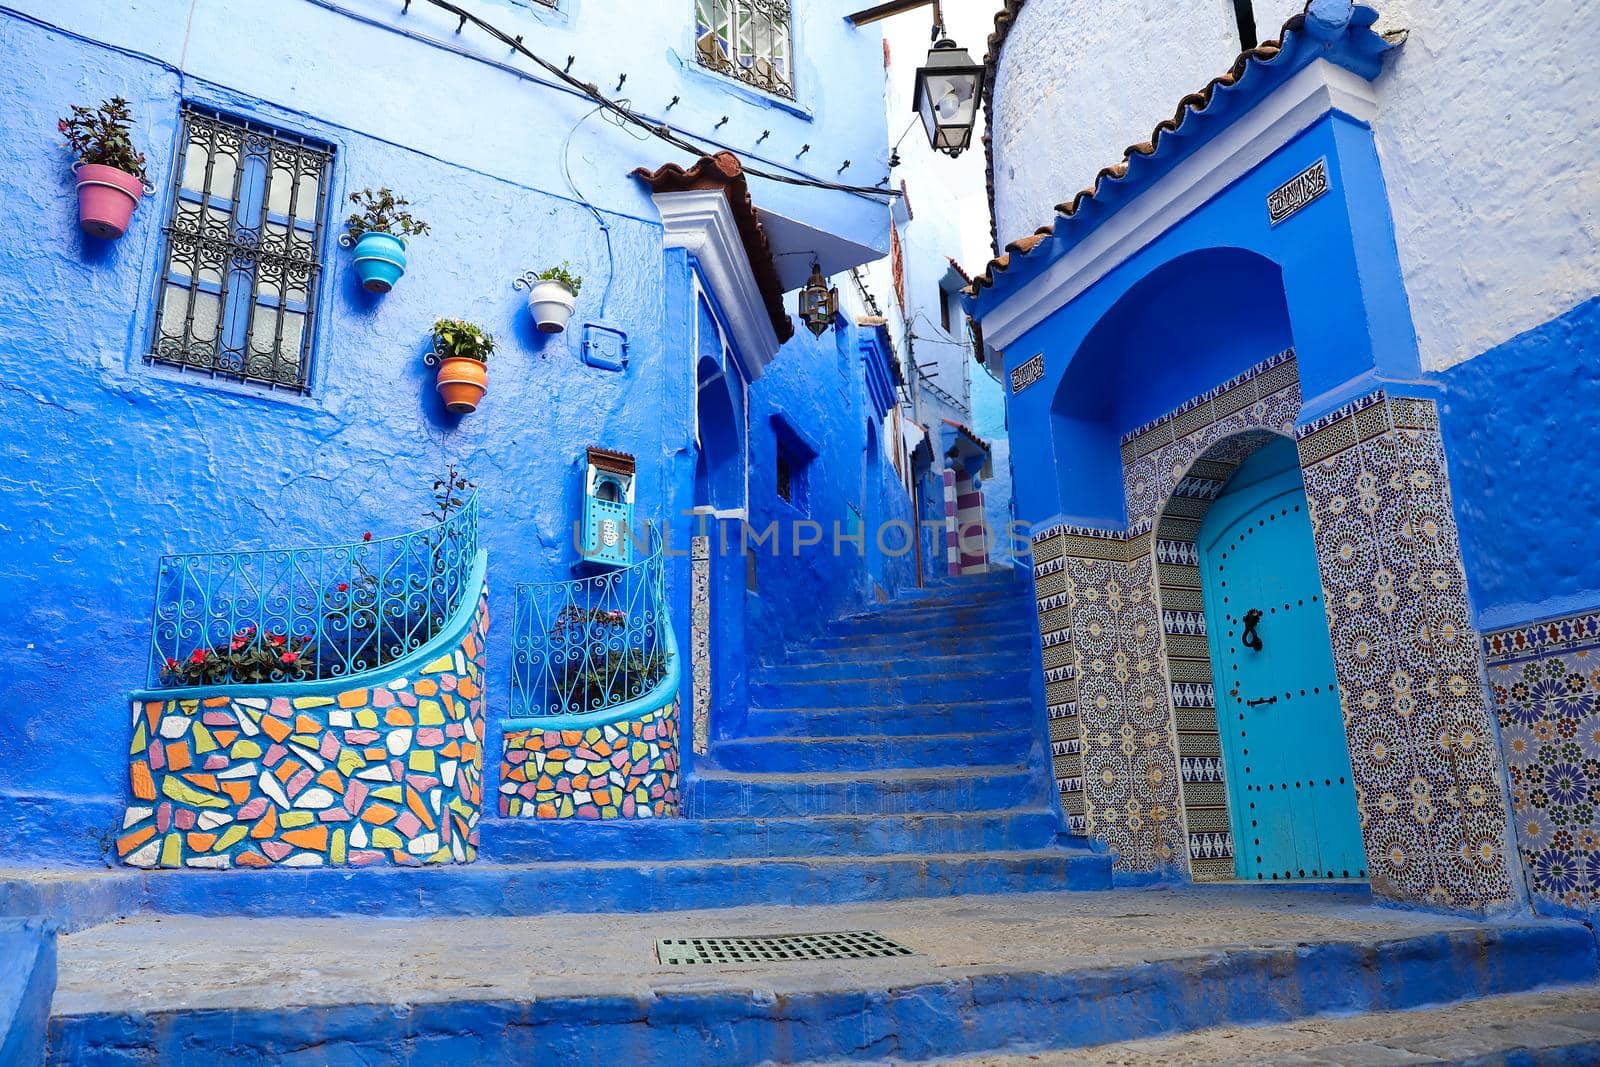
[527,280,577,334]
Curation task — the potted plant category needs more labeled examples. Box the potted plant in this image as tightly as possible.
[429,318,495,414]
[59,97,148,239]
[520,262,583,334]
[342,187,430,293]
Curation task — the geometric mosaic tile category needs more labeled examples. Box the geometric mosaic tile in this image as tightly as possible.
[1484,611,1600,918]
[1298,392,1514,910]
[1024,352,1518,909]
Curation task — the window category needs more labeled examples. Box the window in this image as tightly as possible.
[149,105,334,393]
[770,414,817,514]
[695,0,794,100]
[776,451,794,503]
[938,286,953,332]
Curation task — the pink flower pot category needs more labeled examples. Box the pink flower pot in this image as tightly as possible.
[74,164,144,239]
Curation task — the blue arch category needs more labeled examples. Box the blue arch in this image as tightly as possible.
[1049,247,1292,527]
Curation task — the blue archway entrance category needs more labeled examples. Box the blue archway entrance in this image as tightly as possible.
[1198,437,1364,881]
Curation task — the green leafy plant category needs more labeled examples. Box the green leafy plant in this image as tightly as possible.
[426,463,475,525]
[161,627,314,687]
[431,318,496,363]
[535,262,584,295]
[547,606,671,709]
[58,97,147,180]
[345,186,431,240]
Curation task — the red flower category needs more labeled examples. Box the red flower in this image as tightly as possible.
[362,532,372,542]
[269,633,286,648]
[280,651,300,666]
[164,658,179,671]
[230,637,247,652]
[337,582,349,592]
[189,648,207,665]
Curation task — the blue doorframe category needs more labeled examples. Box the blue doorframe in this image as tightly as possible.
[1199,437,1366,882]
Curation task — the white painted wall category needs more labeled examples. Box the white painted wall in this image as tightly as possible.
[987,0,1600,371]
[1367,0,1600,369]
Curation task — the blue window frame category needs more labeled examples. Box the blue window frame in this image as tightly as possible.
[148,105,335,393]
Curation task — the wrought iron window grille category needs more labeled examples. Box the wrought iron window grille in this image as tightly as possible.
[146,496,479,689]
[694,0,795,100]
[511,528,673,718]
[148,105,335,394]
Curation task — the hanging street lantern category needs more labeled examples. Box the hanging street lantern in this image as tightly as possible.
[911,33,986,158]
[847,1,987,160]
[798,261,839,338]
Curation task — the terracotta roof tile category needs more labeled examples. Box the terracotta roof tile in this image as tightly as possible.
[632,152,795,344]
[969,6,1328,296]
[942,417,992,455]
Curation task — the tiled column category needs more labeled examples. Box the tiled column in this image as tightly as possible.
[1297,393,1516,910]
[691,535,711,756]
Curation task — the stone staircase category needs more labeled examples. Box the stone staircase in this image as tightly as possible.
[479,569,1111,899]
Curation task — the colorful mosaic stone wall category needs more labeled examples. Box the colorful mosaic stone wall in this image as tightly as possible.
[117,591,489,869]
[499,700,680,819]
[1482,612,1600,917]
[1296,393,1514,909]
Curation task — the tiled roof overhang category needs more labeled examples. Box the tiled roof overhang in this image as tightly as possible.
[942,418,991,456]
[972,2,1400,309]
[633,152,795,345]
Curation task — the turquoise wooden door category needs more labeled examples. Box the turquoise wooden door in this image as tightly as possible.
[1198,438,1366,882]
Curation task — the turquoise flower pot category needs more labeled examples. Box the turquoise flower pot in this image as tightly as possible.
[352,231,407,293]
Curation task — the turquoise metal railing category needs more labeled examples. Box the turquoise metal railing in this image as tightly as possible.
[510,536,671,718]
[146,496,479,688]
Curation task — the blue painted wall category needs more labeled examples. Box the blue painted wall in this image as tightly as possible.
[0,0,900,863]
[1436,296,1600,632]
[988,115,1404,530]
[0,919,56,1066]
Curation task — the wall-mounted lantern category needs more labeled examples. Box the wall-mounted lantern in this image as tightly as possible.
[583,447,637,567]
[798,261,838,338]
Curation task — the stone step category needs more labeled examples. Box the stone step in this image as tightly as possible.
[826,607,1032,634]
[749,670,1033,708]
[792,632,1036,660]
[760,650,1033,681]
[478,808,1061,861]
[684,764,1044,817]
[744,698,1037,738]
[960,984,1600,1065]
[704,729,1037,773]
[3,851,1110,932]
[44,889,1598,1064]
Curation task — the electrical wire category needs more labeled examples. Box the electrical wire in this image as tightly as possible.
[405,0,902,201]
[562,102,618,319]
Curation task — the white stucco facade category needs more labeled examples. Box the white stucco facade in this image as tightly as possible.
[987,0,1598,371]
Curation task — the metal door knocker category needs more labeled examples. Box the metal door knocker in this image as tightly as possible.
[1242,608,1264,651]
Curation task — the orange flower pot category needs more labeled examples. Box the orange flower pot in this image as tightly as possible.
[435,356,488,414]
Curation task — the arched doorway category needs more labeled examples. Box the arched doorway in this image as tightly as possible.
[1196,435,1364,881]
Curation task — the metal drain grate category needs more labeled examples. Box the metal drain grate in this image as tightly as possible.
[656,931,914,966]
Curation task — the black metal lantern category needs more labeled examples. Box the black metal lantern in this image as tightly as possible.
[798,261,838,338]
[911,35,986,158]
